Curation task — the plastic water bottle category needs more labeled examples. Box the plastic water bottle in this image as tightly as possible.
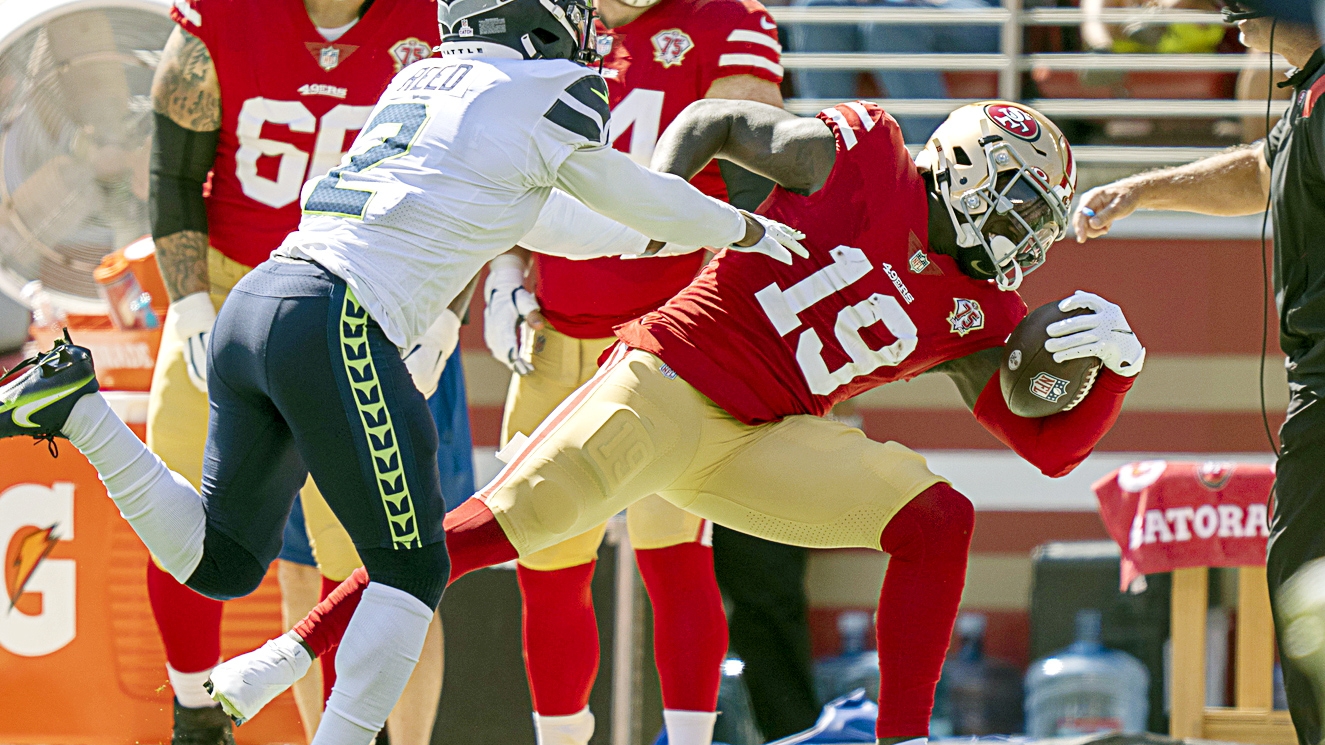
[939,613,1025,735]
[19,280,66,329]
[813,611,880,704]
[1024,609,1149,737]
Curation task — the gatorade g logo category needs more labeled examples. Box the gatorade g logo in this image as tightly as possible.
[986,103,1040,141]
[0,482,75,657]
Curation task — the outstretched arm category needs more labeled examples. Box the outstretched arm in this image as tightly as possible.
[930,346,1133,478]
[650,99,837,194]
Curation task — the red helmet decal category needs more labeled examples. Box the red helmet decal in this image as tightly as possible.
[985,104,1040,141]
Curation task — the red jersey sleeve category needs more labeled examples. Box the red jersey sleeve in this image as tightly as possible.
[695,0,784,87]
[973,369,1135,478]
[169,0,220,48]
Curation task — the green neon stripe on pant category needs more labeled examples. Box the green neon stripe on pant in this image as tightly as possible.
[339,287,421,549]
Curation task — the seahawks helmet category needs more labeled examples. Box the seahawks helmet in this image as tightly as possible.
[437,0,599,63]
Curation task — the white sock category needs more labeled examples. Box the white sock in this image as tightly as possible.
[663,709,716,745]
[62,394,205,580]
[168,662,218,709]
[532,707,595,745]
[312,583,432,745]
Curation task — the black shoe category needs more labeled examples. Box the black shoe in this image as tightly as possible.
[0,330,98,448]
[171,698,236,745]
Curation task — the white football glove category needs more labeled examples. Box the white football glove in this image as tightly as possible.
[483,254,539,376]
[1044,290,1146,377]
[401,309,461,399]
[170,292,216,393]
[729,211,809,265]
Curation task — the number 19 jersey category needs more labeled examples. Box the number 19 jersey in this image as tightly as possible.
[615,102,1029,426]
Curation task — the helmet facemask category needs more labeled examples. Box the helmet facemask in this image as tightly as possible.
[931,122,1066,292]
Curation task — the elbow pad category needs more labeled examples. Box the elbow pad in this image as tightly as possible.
[150,112,218,239]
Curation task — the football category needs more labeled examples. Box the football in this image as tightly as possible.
[1000,301,1103,418]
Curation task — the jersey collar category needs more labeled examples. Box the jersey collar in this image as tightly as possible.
[1283,47,1324,90]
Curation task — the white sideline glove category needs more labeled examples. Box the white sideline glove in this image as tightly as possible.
[1044,290,1146,377]
[730,212,809,265]
[170,292,216,393]
[401,309,461,399]
[483,254,539,375]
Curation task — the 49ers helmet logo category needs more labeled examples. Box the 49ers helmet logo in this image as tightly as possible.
[985,103,1041,141]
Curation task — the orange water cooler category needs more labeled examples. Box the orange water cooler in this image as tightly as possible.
[0,241,304,744]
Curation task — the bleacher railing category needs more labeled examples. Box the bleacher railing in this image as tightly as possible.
[768,3,1280,164]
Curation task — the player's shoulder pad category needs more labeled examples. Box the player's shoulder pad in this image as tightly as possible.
[169,0,239,45]
[817,101,899,150]
[542,71,610,145]
[685,0,770,22]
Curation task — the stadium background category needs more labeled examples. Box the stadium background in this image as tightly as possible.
[0,0,1289,741]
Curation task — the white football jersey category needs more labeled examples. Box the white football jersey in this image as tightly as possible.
[278,55,621,348]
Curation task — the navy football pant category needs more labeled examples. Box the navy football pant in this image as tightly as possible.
[185,259,449,609]
[1269,384,1325,745]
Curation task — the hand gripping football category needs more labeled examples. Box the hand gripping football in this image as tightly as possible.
[1000,301,1102,418]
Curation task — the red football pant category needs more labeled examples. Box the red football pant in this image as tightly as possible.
[146,558,223,674]
[518,542,727,717]
[874,482,975,739]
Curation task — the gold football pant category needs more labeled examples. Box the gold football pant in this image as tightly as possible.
[502,326,707,571]
[483,347,946,558]
[146,249,361,579]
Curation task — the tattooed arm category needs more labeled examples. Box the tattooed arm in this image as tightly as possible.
[149,26,221,302]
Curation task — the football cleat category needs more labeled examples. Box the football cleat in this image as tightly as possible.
[0,331,98,449]
[205,634,312,725]
[170,698,236,745]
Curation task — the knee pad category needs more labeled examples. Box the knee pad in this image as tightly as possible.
[358,542,449,609]
[185,528,268,600]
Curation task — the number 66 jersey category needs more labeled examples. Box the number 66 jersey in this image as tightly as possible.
[616,102,1029,426]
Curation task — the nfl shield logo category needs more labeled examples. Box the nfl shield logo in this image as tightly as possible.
[908,249,930,274]
[652,29,694,68]
[391,38,433,71]
[318,46,340,71]
[1029,372,1070,403]
[947,298,984,337]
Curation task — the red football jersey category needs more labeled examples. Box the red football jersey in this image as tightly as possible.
[617,102,1029,425]
[534,0,783,340]
[171,0,439,268]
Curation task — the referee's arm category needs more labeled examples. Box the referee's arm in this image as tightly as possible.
[1070,145,1272,242]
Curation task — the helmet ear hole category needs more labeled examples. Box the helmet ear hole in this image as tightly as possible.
[952,146,972,166]
[531,27,559,45]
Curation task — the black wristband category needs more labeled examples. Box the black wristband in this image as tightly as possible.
[150,112,219,239]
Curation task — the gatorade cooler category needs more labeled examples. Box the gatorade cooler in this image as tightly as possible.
[0,239,304,744]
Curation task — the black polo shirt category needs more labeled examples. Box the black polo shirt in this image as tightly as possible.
[1265,47,1325,384]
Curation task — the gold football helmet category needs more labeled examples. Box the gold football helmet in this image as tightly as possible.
[916,101,1076,291]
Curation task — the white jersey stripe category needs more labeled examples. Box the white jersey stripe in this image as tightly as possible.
[717,53,784,77]
[845,101,875,130]
[726,29,782,53]
[822,107,857,150]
